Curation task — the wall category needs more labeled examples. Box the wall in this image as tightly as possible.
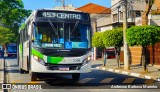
[100,26,113,32]
[155,0,160,10]
[129,46,142,65]
[135,15,160,26]
[149,15,160,26]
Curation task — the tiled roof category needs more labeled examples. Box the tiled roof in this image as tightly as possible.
[76,3,111,14]
[155,0,160,10]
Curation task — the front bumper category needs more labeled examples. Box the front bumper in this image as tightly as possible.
[31,57,91,73]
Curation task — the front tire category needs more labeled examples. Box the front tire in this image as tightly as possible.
[72,73,80,80]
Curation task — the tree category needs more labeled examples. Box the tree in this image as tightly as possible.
[139,0,156,72]
[0,0,31,42]
[142,0,155,25]
[0,26,14,45]
[127,26,160,72]
[92,32,105,48]
[102,28,123,67]
[92,32,105,60]
[0,0,31,25]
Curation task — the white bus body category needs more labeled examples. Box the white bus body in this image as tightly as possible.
[18,9,92,81]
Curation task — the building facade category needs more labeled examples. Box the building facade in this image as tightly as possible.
[98,0,160,65]
[54,4,76,10]
[76,3,111,60]
[75,1,160,65]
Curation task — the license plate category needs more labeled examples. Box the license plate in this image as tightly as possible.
[59,66,69,71]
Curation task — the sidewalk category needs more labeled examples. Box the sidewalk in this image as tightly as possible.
[92,59,160,81]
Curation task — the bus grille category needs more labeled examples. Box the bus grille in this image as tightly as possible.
[45,64,81,71]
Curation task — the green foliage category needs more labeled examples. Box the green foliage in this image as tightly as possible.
[0,0,32,43]
[0,26,14,45]
[102,28,123,48]
[127,26,160,46]
[92,32,105,48]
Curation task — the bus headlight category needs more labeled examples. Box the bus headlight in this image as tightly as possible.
[33,55,45,65]
[82,56,91,66]
[87,56,91,61]
[33,56,38,60]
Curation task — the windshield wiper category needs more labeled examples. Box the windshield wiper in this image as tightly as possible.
[48,20,59,39]
[70,21,79,36]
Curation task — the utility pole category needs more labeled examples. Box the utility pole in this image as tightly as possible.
[123,0,130,70]
[93,21,97,61]
[56,0,65,9]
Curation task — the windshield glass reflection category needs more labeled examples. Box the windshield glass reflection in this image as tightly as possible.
[33,22,91,49]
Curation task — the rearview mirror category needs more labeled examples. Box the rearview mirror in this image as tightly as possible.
[32,37,35,42]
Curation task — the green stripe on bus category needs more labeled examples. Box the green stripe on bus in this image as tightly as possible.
[19,44,23,59]
[20,44,22,52]
[32,49,44,59]
[47,56,64,64]
[32,48,63,64]
[19,23,26,30]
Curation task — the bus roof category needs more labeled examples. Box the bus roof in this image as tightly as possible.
[36,8,82,12]
[7,43,17,46]
[19,9,89,31]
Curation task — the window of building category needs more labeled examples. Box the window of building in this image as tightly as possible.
[113,14,117,22]
[120,12,123,20]
[135,11,141,17]
[128,10,135,18]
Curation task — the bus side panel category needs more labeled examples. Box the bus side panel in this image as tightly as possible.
[22,23,31,71]
[19,43,23,68]
[19,30,23,69]
[22,41,29,71]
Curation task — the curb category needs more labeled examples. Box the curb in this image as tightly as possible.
[96,66,160,81]
[0,60,4,83]
[0,59,4,92]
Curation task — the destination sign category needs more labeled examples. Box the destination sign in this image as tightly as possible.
[42,12,81,19]
[36,11,88,20]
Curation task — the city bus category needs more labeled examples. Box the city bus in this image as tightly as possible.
[18,9,92,81]
[7,43,17,57]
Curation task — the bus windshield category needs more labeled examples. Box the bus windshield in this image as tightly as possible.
[8,46,17,52]
[33,21,91,49]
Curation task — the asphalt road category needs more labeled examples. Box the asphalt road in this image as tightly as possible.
[3,58,160,92]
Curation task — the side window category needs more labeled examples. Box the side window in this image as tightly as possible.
[24,26,26,41]
[23,25,28,42]
[26,23,29,40]
[17,34,20,44]
[24,29,26,42]
[22,29,25,42]
[20,30,23,43]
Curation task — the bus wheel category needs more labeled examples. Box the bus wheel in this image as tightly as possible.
[31,72,37,81]
[72,73,80,81]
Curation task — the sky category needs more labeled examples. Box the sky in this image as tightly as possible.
[22,0,111,10]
